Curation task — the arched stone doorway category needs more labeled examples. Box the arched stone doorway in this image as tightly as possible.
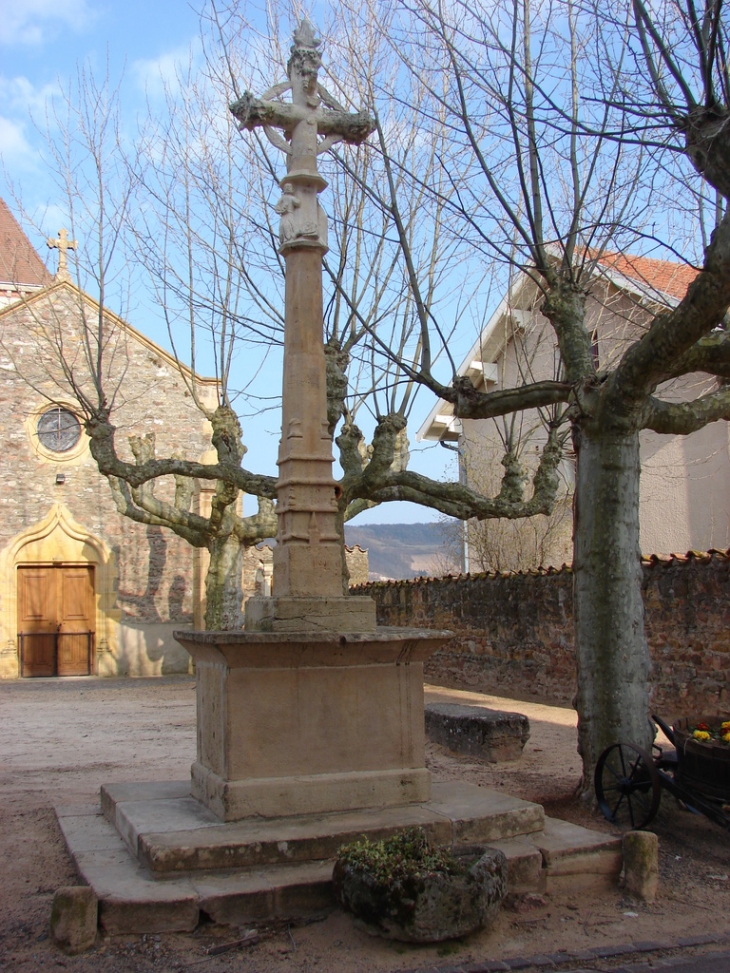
[0,504,120,678]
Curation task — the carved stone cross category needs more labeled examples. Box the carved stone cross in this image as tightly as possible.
[47,228,77,282]
[230,20,375,254]
[231,21,374,165]
[231,21,378,631]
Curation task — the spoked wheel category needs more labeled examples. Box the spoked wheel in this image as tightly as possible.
[595,742,661,829]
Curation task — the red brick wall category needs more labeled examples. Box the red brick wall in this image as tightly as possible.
[354,550,730,718]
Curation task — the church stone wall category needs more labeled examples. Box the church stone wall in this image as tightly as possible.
[355,549,730,717]
[0,285,216,678]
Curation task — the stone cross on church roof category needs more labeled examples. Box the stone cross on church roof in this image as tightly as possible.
[47,228,77,282]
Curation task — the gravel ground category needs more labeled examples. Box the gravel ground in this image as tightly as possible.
[1,676,729,973]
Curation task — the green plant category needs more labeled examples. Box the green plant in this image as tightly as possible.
[336,828,469,885]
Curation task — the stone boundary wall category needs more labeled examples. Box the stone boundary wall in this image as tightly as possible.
[352,549,730,717]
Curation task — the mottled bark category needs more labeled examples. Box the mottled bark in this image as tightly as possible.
[205,525,244,630]
[572,426,652,797]
[87,405,278,630]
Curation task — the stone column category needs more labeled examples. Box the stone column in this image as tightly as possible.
[233,21,377,633]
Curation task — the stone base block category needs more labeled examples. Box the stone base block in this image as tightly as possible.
[50,886,98,954]
[175,627,451,822]
[190,763,432,821]
[622,830,659,902]
[425,703,530,762]
[245,595,377,632]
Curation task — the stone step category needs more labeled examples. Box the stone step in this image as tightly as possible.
[492,818,622,894]
[57,804,335,934]
[56,786,622,935]
[101,779,545,874]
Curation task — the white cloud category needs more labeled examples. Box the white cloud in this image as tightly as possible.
[0,116,36,166]
[132,39,202,101]
[0,0,95,46]
[0,75,61,115]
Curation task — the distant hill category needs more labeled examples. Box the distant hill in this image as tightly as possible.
[344,522,459,582]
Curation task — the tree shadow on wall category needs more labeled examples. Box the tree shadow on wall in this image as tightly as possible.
[116,525,168,623]
[168,574,192,624]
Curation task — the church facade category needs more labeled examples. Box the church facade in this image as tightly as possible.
[0,198,216,679]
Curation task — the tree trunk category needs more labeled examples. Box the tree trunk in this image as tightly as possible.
[572,425,652,797]
[334,496,351,596]
[204,532,244,630]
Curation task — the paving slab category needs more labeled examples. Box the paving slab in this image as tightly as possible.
[62,821,199,935]
[488,836,545,893]
[112,796,222,857]
[100,780,190,822]
[192,861,336,925]
[429,780,545,844]
[56,810,128,854]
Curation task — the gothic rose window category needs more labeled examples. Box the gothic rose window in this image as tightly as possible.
[37,407,82,453]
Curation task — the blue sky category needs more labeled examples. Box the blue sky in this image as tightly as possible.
[0,0,458,524]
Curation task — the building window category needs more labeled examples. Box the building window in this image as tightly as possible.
[36,407,82,453]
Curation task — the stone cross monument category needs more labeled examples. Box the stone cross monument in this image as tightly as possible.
[175,23,449,822]
[231,21,376,633]
[68,25,572,929]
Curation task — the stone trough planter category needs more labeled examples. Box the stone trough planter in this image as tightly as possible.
[333,829,507,943]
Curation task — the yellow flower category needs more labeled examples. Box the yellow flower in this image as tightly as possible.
[693,730,711,741]
[722,721,730,731]
[723,733,730,744]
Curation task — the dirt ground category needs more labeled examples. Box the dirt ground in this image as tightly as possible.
[1,675,729,973]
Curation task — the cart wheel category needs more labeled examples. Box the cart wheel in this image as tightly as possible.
[595,742,661,829]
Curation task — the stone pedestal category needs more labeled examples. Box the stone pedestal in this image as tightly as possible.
[245,594,377,633]
[175,627,450,821]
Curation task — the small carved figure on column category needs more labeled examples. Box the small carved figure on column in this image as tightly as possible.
[274,185,302,246]
[274,184,327,249]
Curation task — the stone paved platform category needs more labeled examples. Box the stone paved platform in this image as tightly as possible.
[56,780,621,935]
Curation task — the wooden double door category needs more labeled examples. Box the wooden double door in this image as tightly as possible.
[18,565,95,677]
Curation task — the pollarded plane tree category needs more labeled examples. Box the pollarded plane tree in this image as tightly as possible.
[349,0,730,790]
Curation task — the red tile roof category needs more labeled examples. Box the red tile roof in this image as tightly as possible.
[0,197,52,289]
[597,252,697,301]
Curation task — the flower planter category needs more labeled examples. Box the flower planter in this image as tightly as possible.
[333,832,507,943]
[673,716,730,803]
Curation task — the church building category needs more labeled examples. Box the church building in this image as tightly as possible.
[0,198,216,679]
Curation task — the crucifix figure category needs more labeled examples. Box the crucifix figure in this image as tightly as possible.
[231,21,377,629]
[47,228,77,282]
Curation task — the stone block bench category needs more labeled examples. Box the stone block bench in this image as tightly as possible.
[425,703,530,762]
